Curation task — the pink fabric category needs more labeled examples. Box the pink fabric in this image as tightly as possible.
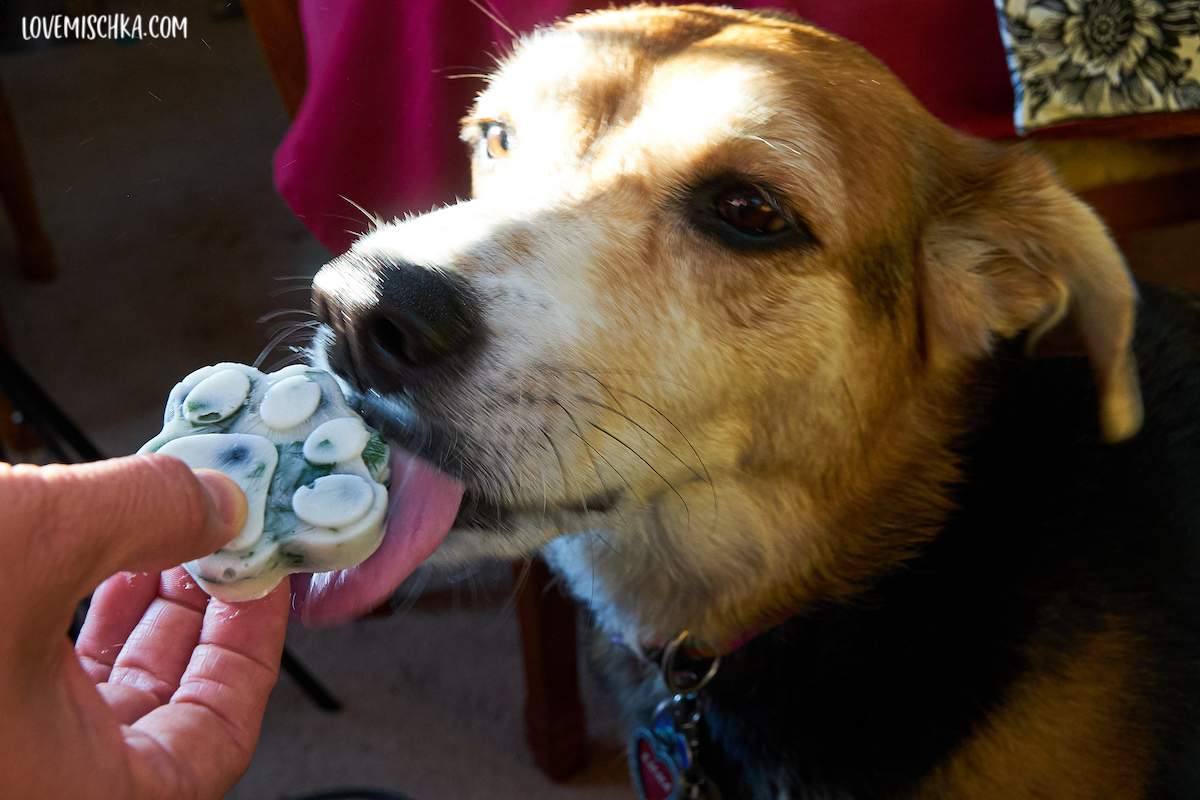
[274,1,1014,254]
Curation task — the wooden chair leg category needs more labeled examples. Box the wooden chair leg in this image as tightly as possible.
[244,0,308,118]
[0,76,55,283]
[515,557,589,782]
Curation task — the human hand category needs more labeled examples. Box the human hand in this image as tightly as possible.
[0,454,291,799]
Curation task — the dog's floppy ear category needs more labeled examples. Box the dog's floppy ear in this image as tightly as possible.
[919,143,1142,442]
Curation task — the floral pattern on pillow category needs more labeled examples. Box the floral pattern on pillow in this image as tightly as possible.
[996,0,1200,132]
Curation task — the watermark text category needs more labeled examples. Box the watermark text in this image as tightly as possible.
[22,15,188,41]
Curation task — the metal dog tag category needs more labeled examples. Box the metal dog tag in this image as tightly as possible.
[631,721,684,800]
[629,695,720,800]
[629,630,723,800]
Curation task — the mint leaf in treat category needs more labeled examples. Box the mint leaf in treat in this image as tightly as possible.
[363,433,389,476]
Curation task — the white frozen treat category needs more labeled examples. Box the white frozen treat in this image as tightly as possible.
[303,417,371,465]
[259,374,322,430]
[183,369,251,424]
[140,363,391,602]
[292,473,375,529]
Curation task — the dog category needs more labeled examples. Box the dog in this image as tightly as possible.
[306,5,1200,797]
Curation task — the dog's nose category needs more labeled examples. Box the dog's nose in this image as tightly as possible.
[313,257,479,384]
[364,260,479,369]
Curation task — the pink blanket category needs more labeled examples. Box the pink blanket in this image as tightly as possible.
[275,1,1014,254]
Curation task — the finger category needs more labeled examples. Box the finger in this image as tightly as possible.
[27,455,245,601]
[75,571,159,682]
[96,682,161,725]
[159,567,211,612]
[106,569,209,704]
[201,579,290,661]
[125,582,290,798]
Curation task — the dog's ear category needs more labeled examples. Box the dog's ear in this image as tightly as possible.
[919,143,1142,442]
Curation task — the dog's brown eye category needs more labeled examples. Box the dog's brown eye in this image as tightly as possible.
[688,175,813,252]
[715,187,788,235]
[484,123,510,159]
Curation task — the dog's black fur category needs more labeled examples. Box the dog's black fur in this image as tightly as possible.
[603,282,1200,798]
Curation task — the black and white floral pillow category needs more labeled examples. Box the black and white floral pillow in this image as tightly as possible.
[996,0,1200,132]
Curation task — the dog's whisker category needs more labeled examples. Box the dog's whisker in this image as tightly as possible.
[257,307,317,325]
[573,368,628,411]
[575,395,704,482]
[542,362,696,393]
[390,566,433,617]
[338,194,383,230]
[840,376,869,461]
[307,212,378,231]
[573,370,679,480]
[263,319,317,340]
[263,322,319,343]
[448,426,461,489]
[539,426,617,555]
[541,423,587,512]
[264,352,311,372]
[466,0,516,39]
[535,427,583,547]
[550,398,643,510]
[606,385,718,524]
[539,460,549,523]
[264,319,320,340]
[431,63,490,75]
[588,421,691,528]
[498,555,536,621]
[263,350,312,371]
[254,322,320,368]
[484,48,506,68]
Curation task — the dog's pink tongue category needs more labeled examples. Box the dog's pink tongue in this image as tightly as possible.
[290,449,464,625]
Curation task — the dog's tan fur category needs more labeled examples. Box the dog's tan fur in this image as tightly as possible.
[915,623,1153,799]
[332,4,1138,647]
[316,7,1148,790]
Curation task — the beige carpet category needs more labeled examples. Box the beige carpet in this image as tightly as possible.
[238,566,630,800]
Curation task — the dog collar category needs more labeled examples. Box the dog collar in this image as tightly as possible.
[619,621,772,668]
[628,637,739,676]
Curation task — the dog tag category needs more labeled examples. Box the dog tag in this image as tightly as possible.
[631,725,683,800]
[630,695,719,800]
[630,631,723,800]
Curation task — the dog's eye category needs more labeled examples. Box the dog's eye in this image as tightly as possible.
[714,186,788,236]
[688,177,814,252]
[483,122,510,159]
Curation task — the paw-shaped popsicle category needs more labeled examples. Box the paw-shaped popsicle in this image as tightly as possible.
[139,363,390,602]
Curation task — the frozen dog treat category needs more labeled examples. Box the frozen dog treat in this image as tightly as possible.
[140,363,390,602]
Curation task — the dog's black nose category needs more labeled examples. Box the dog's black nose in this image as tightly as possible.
[364,260,479,368]
[313,257,479,386]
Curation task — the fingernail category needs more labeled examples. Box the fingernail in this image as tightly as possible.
[196,470,247,535]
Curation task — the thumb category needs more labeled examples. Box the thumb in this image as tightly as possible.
[13,454,246,600]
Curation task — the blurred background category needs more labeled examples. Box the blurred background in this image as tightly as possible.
[1,1,1197,798]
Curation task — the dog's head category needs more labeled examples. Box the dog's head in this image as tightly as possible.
[304,5,1141,645]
